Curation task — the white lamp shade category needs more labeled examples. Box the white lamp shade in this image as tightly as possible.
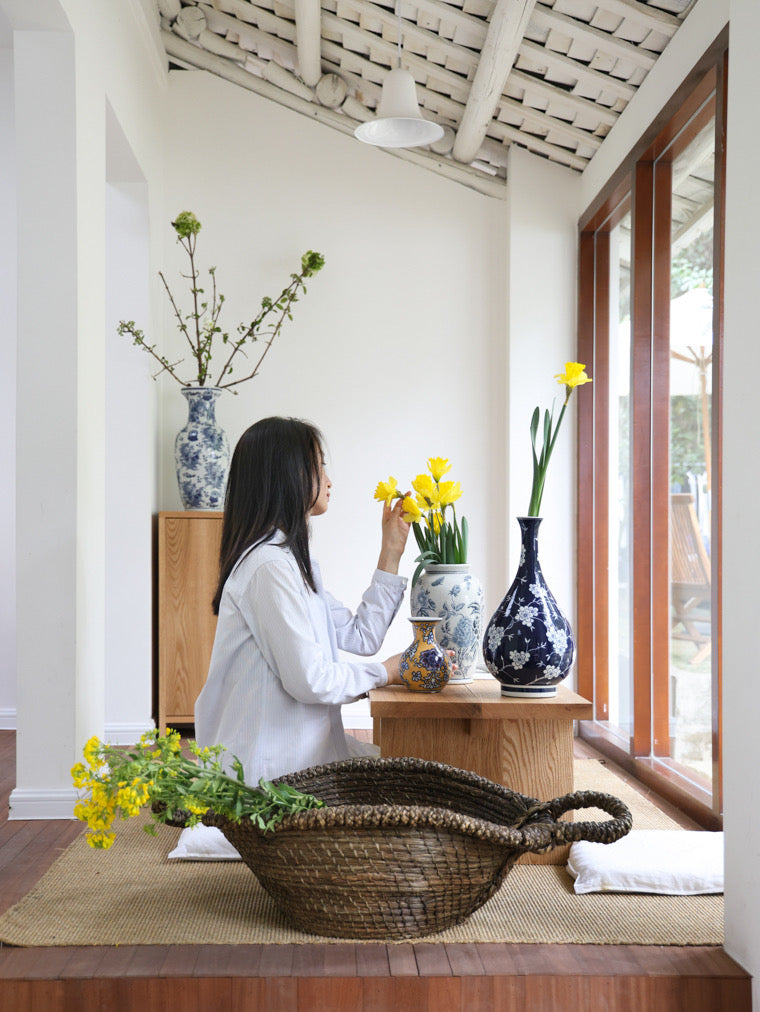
[354,67,444,148]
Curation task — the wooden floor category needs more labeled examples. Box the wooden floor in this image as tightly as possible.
[0,729,751,1011]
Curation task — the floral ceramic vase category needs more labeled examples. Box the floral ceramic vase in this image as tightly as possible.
[174,387,230,510]
[399,617,451,693]
[410,564,484,683]
[482,517,574,697]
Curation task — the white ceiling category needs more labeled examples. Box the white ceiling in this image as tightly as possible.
[157,0,697,197]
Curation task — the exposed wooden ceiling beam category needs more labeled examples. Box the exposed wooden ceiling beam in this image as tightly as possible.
[518,38,636,102]
[452,0,538,164]
[507,67,619,126]
[294,0,322,86]
[162,30,507,198]
[529,2,658,70]
[593,0,681,36]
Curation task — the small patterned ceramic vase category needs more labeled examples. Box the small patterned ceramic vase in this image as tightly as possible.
[399,617,451,693]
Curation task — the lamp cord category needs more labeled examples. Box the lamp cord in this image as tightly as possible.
[396,2,402,69]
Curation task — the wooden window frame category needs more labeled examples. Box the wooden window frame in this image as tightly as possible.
[576,46,727,830]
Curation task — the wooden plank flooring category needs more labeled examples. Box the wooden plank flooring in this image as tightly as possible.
[0,729,751,1011]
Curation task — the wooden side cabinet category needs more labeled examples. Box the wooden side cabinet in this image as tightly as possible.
[157,511,223,731]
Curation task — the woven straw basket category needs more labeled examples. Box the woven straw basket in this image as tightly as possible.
[202,757,632,940]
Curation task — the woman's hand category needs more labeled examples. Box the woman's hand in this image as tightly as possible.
[382,653,404,684]
[377,494,412,575]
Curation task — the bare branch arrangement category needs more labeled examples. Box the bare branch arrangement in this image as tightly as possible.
[118,211,325,391]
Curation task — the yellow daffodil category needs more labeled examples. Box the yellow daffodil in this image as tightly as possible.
[373,477,401,506]
[372,460,469,583]
[529,363,593,515]
[554,361,592,400]
[401,496,423,524]
[427,457,451,482]
[437,481,462,506]
[412,473,440,509]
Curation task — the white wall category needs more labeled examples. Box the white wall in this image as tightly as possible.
[0,9,16,729]
[4,0,165,816]
[723,0,760,999]
[161,69,510,663]
[579,0,759,997]
[505,147,582,670]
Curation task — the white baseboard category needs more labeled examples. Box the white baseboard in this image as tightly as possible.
[0,708,16,730]
[104,720,155,745]
[8,787,79,821]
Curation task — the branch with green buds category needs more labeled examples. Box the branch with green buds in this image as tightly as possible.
[117,212,325,392]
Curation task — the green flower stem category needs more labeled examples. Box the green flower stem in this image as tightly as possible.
[528,397,568,516]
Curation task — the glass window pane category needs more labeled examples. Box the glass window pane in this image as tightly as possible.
[609,211,633,739]
[667,121,715,787]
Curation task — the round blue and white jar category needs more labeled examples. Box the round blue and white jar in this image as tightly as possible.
[482,517,574,697]
[410,564,484,683]
[174,386,230,510]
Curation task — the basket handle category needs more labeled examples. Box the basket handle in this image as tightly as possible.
[519,790,632,853]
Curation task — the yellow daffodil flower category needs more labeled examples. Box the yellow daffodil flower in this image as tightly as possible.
[437,481,462,505]
[412,473,440,509]
[528,363,593,515]
[554,361,592,399]
[401,496,423,524]
[427,457,451,482]
[373,477,401,506]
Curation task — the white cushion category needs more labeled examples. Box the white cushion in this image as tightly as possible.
[567,830,723,895]
[168,824,241,861]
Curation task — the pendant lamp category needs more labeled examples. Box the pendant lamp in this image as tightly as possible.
[354,7,443,149]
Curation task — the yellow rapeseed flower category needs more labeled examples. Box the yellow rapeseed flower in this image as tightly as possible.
[401,496,423,524]
[427,457,451,482]
[83,736,102,769]
[373,477,401,506]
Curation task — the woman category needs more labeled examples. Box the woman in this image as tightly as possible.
[194,416,411,785]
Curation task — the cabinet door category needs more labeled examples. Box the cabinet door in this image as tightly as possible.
[158,513,223,728]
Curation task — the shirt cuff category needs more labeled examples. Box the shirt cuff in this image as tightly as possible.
[371,568,408,591]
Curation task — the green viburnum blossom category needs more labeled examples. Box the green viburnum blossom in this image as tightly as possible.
[117,213,325,392]
[527,361,593,517]
[71,729,323,851]
[374,457,469,584]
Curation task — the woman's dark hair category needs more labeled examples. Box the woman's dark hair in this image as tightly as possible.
[212,416,324,614]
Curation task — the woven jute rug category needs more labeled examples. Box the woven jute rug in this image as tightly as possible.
[0,760,723,947]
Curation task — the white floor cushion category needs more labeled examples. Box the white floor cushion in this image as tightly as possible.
[567,830,723,895]
[168,823,242,861]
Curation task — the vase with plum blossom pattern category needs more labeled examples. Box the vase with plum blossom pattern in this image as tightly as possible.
[482,517,574,697]
[399,617,451,693]
[175,386,230,509]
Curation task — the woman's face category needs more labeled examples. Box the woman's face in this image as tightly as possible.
[310,454,332,516]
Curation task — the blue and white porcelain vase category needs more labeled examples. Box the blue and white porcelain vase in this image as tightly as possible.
[410,564,484,683]
[482,517,574,697]
[174,386,230,510]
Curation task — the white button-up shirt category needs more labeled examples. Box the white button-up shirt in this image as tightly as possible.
[195,534,407,784]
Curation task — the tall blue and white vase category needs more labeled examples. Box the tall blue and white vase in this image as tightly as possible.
[410,564,484,684]
[482,517,574,697]
[174,386,230,510]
